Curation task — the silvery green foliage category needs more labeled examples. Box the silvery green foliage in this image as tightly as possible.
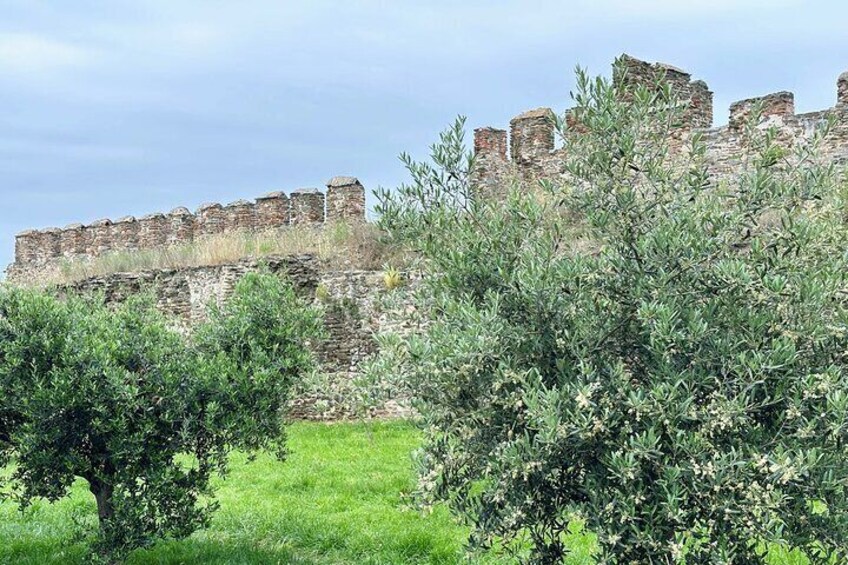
[375,64,848,563]
[0,271,320,561]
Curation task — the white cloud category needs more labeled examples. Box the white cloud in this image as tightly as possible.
[0,32,95,75]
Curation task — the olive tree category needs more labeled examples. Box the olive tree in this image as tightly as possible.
[373,63,848,563]
[0,271,321,561]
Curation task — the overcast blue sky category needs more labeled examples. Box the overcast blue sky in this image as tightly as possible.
[2,1,847,271]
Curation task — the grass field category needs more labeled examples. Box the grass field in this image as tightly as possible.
[0,421,813,564]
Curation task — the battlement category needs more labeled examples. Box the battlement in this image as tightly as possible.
[10,176,366,278]
[11,55,848,283]
[474,54,848,186]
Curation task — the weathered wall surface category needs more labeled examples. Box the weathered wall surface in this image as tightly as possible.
[473,54,848,189]
[59,255,321,324]
[58,255,415,420]
[9,176,367,282]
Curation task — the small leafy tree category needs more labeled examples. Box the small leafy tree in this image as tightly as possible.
[0,271,320,561]
[374,62,848,563]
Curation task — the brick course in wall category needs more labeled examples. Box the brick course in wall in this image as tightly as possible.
[196,203,226,238]
[139,213,167,249]
[89,219,113,256]
[472,127,510,198]
[729,91,795,131]
[60,224,86,258]
[223,200,256,233]
[12,54,848,280]
[39,229,61,264]
[614,54,714,129]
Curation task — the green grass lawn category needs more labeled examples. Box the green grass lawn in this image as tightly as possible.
[0,421,813,564]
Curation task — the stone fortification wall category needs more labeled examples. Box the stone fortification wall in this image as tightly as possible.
[473,54,848,188]
[10,176,367,281]
[15,53,848,420]
[59,254,416,420]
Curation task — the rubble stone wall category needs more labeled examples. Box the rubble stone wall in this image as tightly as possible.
[58,254,416,420]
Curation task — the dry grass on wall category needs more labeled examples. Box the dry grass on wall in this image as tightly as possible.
[43,222,409,286]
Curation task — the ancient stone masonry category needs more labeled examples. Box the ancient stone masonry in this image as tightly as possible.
[60,224,86,258]
[326,177,367,222]
[168,208,195,245]
[89,219,113,256]
[196,203,226,237]
[471,127,511,198]
[838,72,848,108]
[8,177,367,282]
[61,255,321,324]
[290,189,325,226]
[59,255,416,420]
[223,200,256,233]
[255,192,290,227]
[510,108,555,180]
[613,54,714,130]
[113,217,139,252]
[472,54,848,190]
[728,91,795,131]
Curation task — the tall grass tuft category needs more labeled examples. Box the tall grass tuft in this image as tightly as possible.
[40,222,407,286]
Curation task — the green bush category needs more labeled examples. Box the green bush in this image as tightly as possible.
[374,63,848,563]
[0,271,321,561]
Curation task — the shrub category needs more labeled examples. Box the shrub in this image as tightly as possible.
[0,271,321,561]
[374,63,848,563]
[383,266,403,290]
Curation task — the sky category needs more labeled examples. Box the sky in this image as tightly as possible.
[2,0,848,271]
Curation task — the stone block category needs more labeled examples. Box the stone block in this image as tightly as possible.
[256,192,290,228]
[326,177,366,222]
[291,189,325,226]
[139,213,167,249]
[167,207,195,245]
[113,216,139,252]
[729,91,795,130]
[223,200,256,232]
[60,224,87,258]
[196,203,225,238]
